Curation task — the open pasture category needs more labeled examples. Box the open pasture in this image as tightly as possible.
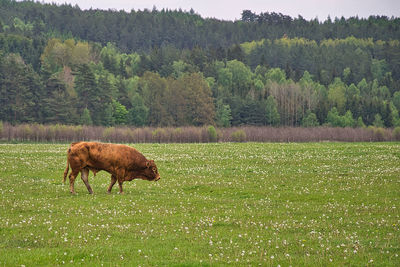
[0,142,399,266]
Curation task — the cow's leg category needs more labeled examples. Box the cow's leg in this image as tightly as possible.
[118,179,124,194]
[69,170,79,194]
[81,168,93,194]
[107,175,117,194]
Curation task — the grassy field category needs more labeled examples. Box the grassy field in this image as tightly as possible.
[0,142,399,266]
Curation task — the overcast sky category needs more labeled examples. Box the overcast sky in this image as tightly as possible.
[33,0,400,21]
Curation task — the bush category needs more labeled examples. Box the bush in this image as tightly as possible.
[207,126,218,142]
[22,124,33,141]
[368,126,385,141]
[80,108,93,126]
[152,128,167,143]
[393,127,400,141]
[231,130,247,142]
[326,108,355,127]
[373,114,384,128]
[102,127,115,141]
[301,111,319,127]
[356,116,366,128]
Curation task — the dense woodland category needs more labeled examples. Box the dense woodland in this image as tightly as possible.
[1,0,400,128]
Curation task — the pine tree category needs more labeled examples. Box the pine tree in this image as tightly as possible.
[127,94,149,126]
[102,103,115,126]
[74,64,97,117]
[0,54,37,123]
[301,110,319,127]
[43,75,76,124]
[215,99,232,127]
[373,114,384,127]
[112,100,128,125]
[80,108,93,125]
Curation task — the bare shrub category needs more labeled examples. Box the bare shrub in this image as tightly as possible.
[152,128,167,143]
[0,124,397,143]
[207,126,218,142]
[102,127,115,142]
[368,126,385,141]
[393,127,400,141]
[231,129,247,142]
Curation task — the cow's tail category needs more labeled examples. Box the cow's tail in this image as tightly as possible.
[63,148,71,184]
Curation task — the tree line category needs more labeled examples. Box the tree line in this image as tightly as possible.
[1,0,399,53]
[0,0,400,128]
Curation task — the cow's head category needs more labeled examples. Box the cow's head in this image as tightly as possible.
[143,160,160,181]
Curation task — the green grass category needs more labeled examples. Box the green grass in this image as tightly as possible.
[0,142,399,266]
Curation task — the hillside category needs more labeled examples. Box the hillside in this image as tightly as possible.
[1,0,400,128]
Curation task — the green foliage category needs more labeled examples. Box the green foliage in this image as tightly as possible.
[217,67,233,89]
[13,17,33,34]
[373,114,384,128]
[389,102,400,127]
[254,79,264,91]
[80,108,93,125]
[0,54,40,123]
[127,94,149,126]
[343,110,356,127]
[265,96,280,126]
[328,78,346,113]
[112,100,128,125]
[393,127,400,141]
[371,59,388,83]
[326,108,355,127]
[41,38,91,72]
[301,110,319,127]
[226,60,252,97]
[393,92,400,111]
[207,125,218,142]
[171,60,188,78]
[231,129,246,142]
[0,1,400,128]
[265,68,286,84]
[215,99,232,127]
[356,116,366,128]
[102,103,115,126]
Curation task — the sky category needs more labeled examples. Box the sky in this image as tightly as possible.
[33,0,400,21]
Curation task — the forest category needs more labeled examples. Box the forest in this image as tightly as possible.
[1,0,400,128]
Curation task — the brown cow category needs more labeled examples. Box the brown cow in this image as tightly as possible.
[63,142,160,194]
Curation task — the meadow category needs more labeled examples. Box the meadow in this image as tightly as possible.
[0,142,399,266]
